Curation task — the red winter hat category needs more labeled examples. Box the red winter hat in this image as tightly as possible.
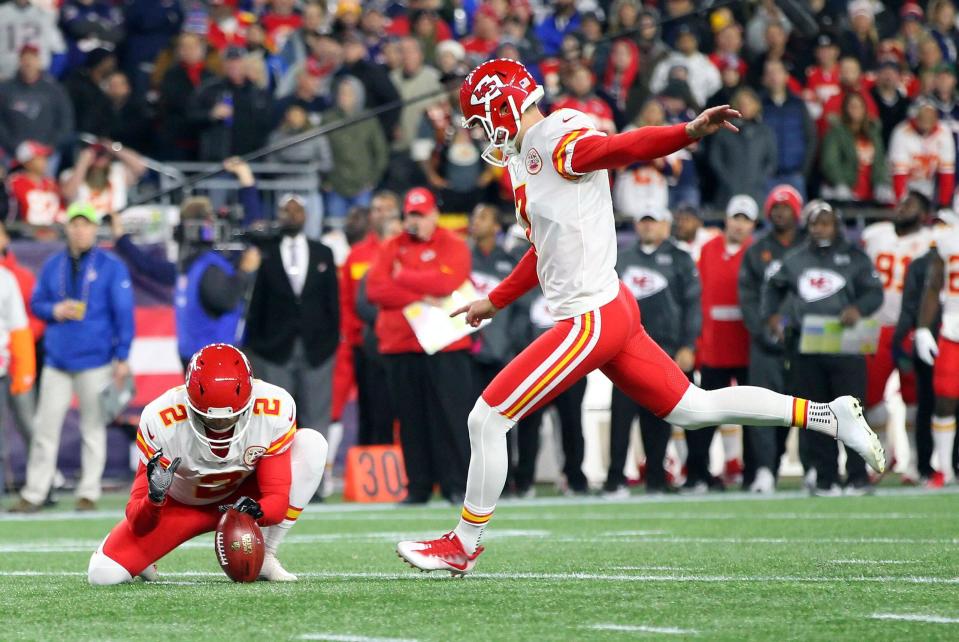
[763,185,803,220]
[403,187,437,215]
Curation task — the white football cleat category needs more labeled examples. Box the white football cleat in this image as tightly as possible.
[749,467,775,494]
[397,532,483,576]
[830,396,886,474]
[258,553,298,582]
[138,564,159,582]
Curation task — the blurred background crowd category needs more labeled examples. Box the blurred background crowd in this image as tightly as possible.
[2,0,959,510]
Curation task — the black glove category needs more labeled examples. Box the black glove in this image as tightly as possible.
[220,495,263,520]
[146,450,181,504]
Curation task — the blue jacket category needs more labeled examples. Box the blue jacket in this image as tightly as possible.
[32,247,135,371]
[535,11,580,57]
[174,250,243,358]
[762,92,814,175]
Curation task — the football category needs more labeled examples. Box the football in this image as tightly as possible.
[214,508,265,583]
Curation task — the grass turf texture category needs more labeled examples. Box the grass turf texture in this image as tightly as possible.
[1,488,958,641]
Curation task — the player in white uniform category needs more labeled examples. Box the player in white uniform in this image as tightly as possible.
[915,223,959,487]
[87,344,328,585]
[395,58,885,575]
[860,191,932,479]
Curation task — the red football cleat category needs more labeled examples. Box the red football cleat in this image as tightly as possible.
[396,532,484,577]
[925,471,948,489]
[723,458,744,486]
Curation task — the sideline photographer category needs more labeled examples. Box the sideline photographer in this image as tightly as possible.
[109,158,264,370]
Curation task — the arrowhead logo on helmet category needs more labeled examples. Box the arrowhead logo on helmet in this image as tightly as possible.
[460,58,545,168]
[185,343,255,450]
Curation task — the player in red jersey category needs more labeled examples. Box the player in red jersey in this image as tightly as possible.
[395,59,886,575]
[87,344,327,585]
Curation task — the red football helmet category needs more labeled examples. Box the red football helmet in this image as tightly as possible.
[185,343,254,449]
[460,58,544,167]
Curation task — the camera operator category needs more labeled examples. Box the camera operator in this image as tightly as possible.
[109,158,264,370]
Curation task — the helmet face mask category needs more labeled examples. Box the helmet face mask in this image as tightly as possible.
[460,58,543,167]
[185,344,254,451]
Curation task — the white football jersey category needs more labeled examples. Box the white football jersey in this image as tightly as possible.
[861,222,932,326]
[136,380,296,505]
[932,224,959,341]
[507,108,620,319]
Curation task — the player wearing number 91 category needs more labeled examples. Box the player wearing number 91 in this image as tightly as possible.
[87,343,328,585]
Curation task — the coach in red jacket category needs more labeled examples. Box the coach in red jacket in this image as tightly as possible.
[366,188,473,505]
[687,194,756,492]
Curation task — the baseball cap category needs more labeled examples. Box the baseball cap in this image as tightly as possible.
[815,33,837,48]
[635,206,672,223]
[15,140,52,165]
[901,2,924,21]
[726,194,759,221]
[848,0,874,20]
[403,187,437,215]
[763,185,803,220]
[802,200,836,225]
[935,62,956,76]
[278,193,306,208]
[66,202,100,224]
[19,42,39,56]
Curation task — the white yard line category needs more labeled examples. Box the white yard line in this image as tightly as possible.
[3,570,958,585]
[830,560,918,564]
[870,613,959,624]
[297,634,419,642]
[587,624,697,635]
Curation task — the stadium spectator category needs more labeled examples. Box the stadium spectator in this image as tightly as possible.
[707,87,777,207]
[932,64,959,151]
[661,0,702,48]
[501,10,543,66]
[748,20,801,87]
[341,32,402,138]
[744,0,791,57]
[63,47,116,137]
[598,38,642,130]
[278,1,327,71]
[634,8,670,90]
[332,1,362,36]
[273,69,328,127]
[552,63,615,134]
[896,3,926,71]
[156,32,215,160]
[689,196,757,492]
[839,0,879,71]
[7,141,63,231]
[365,187,472,505]
[739,186,806,492]
[0,262,34,500]
[435,39,467,80]
[461,4,501,62]
[387,37,442,188]
[871,59,911,148]
[606,207,701,496]
[649,24,721,108]
[60,139,147,219]
[536,0,580,58]
[337,191,401,446]
[117,0,183,95]
[709,21,748,83]
[820,92,890,203]
[762,201,883,495]
[707,51,746,109]
[0,44,75,163]
[244,193,338,437]
[101,70,153,153]
[888,98,956,206]
[11,203,133,513]
[322,76,390,219]
[819,57,879,137]
[613,100,677,217]
[261,0,302,53]
[190,46,274,161]
[206,0,250,53]
[407,8,452,66]
[761,60,815,197]
[0,0,66,82]
[802,33,842,123]
[387,1,453,43]
[58,0,125,72]
[929,0,959,66]
[658,81,701,208]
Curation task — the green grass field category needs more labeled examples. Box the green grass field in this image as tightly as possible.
[1,488,958,641]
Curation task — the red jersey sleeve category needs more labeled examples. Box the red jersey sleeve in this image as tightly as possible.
[554,123,692,179]
[488,246,538,309]
[394,236,472,296]
[365,240,423,309]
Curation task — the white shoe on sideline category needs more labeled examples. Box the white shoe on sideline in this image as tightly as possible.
[258,553,297,582]
[830,396,886,474]
[749,467,775,494]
